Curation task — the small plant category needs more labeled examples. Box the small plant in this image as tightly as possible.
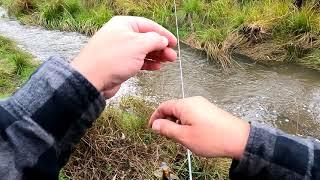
[10,53,31,75]
[288,11,311,34]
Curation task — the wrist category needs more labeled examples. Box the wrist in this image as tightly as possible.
[228,121,250,160]
[70,57,105,92]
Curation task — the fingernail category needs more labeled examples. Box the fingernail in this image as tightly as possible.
[152,120,161,133]
[162,37,169,46]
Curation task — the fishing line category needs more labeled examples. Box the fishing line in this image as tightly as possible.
[173,0,193,179]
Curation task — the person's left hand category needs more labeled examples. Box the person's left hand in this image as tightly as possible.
[71,16,177,98]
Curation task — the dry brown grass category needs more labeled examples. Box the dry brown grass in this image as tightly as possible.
[236,31,320,65]
[184,33,243,71]
[63,97,231,180]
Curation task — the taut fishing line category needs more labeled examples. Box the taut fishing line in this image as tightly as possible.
[173,0,193,179]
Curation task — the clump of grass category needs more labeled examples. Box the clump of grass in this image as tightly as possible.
[63,96,231,179]
[299,49,320,70]
[74,6,113,35]
[0,36,38,97]
[1,0,37,16]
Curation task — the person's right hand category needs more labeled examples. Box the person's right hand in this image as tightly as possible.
[71,16,177,98]
[149,96,250,160]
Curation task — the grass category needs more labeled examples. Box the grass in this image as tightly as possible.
[1,0,320,70]
[63,96,231,179]
[0,35,37,98]
[299,48,320,69]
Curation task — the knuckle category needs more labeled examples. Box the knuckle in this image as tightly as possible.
[191,96,208,104]
[194,96,204,100]
[179,128,191,145]
[145,32,161,40]
[159,101,168,108]
[111,16,122,21]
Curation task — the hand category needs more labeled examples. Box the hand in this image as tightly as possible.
[149,96,250,159]
[71,16,177,98]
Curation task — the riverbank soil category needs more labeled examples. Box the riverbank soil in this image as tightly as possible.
[1,0,320,70]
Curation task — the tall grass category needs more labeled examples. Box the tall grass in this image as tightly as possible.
[0,36,37,97]
[2,0,320,69]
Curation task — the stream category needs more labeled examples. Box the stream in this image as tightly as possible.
[1,7,320,138]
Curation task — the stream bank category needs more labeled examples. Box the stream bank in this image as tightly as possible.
[2,0,320,70]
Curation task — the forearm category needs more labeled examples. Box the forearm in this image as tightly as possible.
[230,122,320,180]
[0,56,105,179]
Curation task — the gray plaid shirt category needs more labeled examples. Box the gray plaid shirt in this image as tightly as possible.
[0,56,319,179]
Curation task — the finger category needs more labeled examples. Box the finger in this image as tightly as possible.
[102,84,121,98]
[149,99,180,127]
[136,32,170,53]
[151,119,190,144]
[141,61,161,71]
[127,16,177,47]
[146,48,177,62]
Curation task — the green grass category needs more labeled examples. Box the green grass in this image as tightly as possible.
[0,35,37,98]
[2,0,320,69]
[63,96,231,179]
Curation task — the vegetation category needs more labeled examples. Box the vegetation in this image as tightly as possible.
[0,35,37,98]
[63,96,231,179]
[1,0,320,70]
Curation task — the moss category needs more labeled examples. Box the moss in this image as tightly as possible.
[0,35,38,98]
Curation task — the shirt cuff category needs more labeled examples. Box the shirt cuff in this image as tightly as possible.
[229,122,307,179]
[6,56,106,141]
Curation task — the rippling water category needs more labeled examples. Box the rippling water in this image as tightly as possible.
[1,7,320,138]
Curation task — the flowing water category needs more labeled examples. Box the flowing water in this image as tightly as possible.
[1,8,320,138]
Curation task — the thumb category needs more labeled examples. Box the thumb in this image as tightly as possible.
[152,119,189,144]
[136,32,169,53]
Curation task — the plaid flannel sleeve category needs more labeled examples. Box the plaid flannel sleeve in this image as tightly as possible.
[0,56,105,180]
[230,122,320,180]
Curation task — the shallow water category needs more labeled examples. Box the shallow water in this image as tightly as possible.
[1,7,320,138]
